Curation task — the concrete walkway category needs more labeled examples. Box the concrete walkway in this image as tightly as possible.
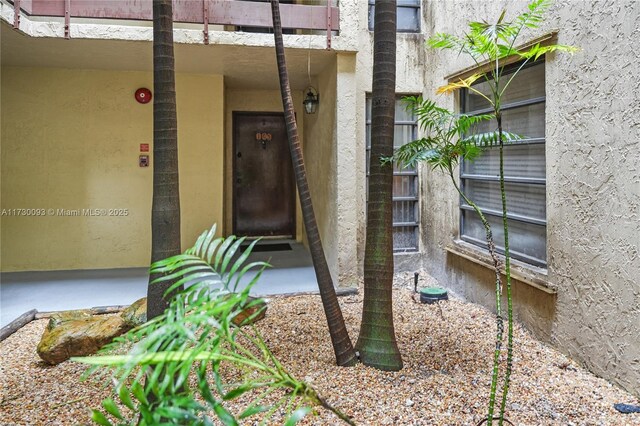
[0,241,320,327]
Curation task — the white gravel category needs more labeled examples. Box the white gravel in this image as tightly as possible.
[1,272,639,425]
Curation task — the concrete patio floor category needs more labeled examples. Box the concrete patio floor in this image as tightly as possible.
[0,241,326,327]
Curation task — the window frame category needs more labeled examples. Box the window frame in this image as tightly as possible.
[367,0,421,33]
[459,59,547,267]
[366,94,420,253]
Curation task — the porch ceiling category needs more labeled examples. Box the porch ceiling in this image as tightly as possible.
[0,22,336,90]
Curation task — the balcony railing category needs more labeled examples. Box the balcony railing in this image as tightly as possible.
[9,0,340,47]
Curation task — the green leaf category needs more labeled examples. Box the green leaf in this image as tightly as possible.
[213,402,239,426]
[91,410,113,426]
[238,404,270,419]
[117,385,135,411]
[223,383,256,401]
[284,407,312,426]
[214,235,236,271]
[101,398,123,420]
[131,381,148,405]
[155,406,199,421]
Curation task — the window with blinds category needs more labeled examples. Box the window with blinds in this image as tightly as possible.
[368,0,420,33]
[366,96,419,252]
[460,61,547,266]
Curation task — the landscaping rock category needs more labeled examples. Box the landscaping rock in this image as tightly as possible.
[230,296,267,327]
[45,309,93,331]
[121,297,147,328]
[37,315,128,365]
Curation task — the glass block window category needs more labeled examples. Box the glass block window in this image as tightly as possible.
[366,96,419,252]
[460,61,546,266]
[368,0,420,33]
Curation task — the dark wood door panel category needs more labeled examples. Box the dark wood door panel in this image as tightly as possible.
[233,113,295,237]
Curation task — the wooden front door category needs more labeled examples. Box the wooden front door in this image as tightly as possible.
[233,112,295,238]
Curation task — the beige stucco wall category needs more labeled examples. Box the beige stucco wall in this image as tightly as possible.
[420,0,640,396]
[547,0,640,396]
[1,67,224,271]
[303,59,337,277]
[297,51,362,288]
[223,88,305,241]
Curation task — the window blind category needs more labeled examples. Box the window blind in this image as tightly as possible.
[366,96,420,252]
[368,0,420,32]
[461,61,547,266]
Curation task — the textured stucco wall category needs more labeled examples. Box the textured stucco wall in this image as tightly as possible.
[420,0,640,396]
[1,67,224,271]
[546,0,640,396]
[303,58,340,284]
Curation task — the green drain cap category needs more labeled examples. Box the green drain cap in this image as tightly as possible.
[419,287,448,304]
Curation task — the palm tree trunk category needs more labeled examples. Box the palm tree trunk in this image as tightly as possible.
[270,0,357,367]
[147,0,181,320]
[497,113,514,425]
[355,0,403,371]
[450,169,504,423]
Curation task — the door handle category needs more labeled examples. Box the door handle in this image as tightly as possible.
[237,152,242,158]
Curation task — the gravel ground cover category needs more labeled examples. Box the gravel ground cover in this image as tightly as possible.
[1,272,638,425]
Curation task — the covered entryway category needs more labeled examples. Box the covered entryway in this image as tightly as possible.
[232,112,295,238]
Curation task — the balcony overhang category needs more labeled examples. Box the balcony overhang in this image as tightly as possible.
[4,0,341,49]
[1,20,338,90]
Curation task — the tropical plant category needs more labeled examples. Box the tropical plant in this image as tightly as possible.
[270,0,357,367]
[148,0,182,320]
[393,0,575,423]
[356,0,403,371]
[74,225,355,426]
[390,100,516,423]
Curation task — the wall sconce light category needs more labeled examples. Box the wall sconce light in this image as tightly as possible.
[303,86,319,114]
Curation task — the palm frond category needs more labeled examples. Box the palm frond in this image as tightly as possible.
[516,0,552,30]
[74,225,351,426]
[518,43,579,61]
[427,32,468,52]
[461,130,523,147]
[436,74,483,95]
[455,114,495,136]
[391,138,439,168]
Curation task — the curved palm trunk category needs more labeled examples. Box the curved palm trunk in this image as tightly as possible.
[450,169,504,422]
[356,0,402,371]
[497,113,514,425]
[270,0,357,367]
[147,0,181,320]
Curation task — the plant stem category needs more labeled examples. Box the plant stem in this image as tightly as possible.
[312,391,356,426]
[449,169,504,426]
[497,113,514,425]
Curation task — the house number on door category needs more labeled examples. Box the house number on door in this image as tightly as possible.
[255,132,272,149]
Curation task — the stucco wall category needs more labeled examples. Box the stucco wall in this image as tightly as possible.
[547,0,640,396]
[420,0,640,396]
[1,67,224,271]
[303,58,340,283]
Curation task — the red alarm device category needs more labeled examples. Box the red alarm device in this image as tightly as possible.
[135,88,152,104]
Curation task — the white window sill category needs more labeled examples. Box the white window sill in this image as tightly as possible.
[445,240,557,294]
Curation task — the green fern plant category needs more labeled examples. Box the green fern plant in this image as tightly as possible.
[73,225,354,426]
[394,1,576,424]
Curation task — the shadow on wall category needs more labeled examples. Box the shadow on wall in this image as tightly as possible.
[445,254,557,343]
